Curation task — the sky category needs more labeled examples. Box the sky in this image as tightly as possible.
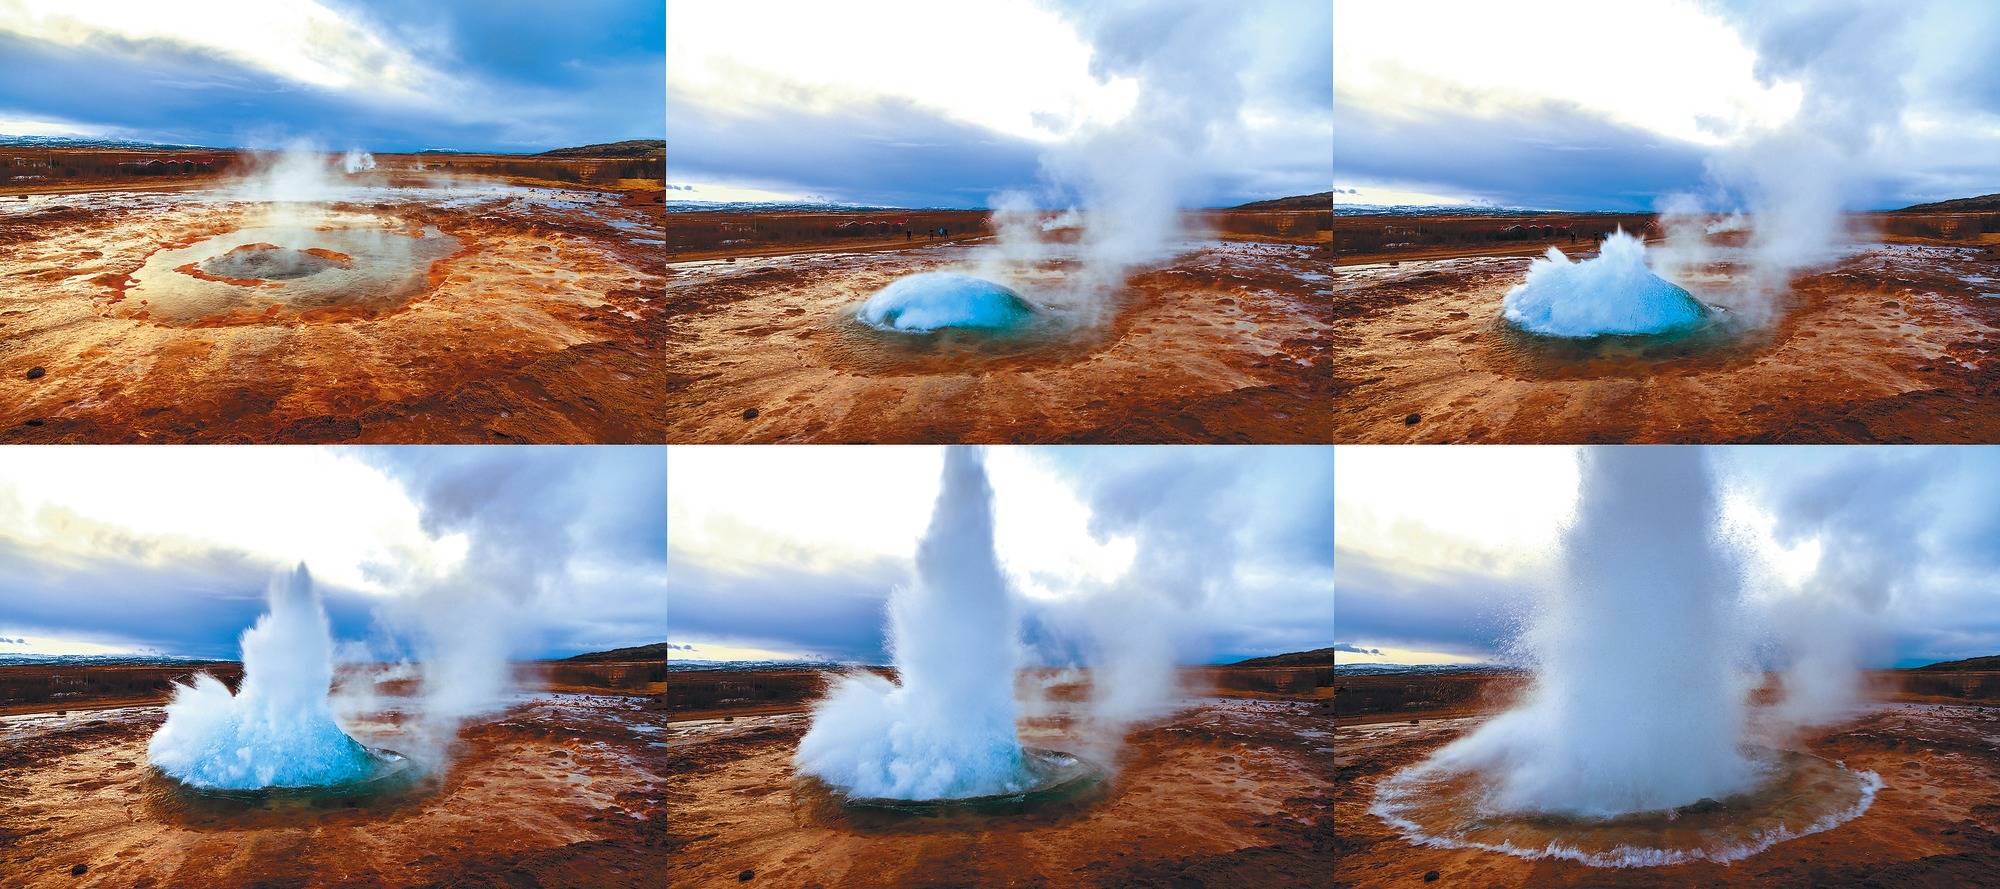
[1335,0,2000,210]
[666,0,1333,207]
[1336,446,2000,669]
[0,0,664,152]
[0,446,666,660]
[668,446,1334,665]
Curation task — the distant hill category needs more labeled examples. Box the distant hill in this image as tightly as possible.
[1897,193,2000,213]
[537,139,665,159]
[0,135,211,151]
[1231,647,1341,668]
[564,642,678,662]
[1230,192,1332,211]
[1908,654,2000,671]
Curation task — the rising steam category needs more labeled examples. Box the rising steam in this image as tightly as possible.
[1419,448,1759,816]
[794,446,1027,800]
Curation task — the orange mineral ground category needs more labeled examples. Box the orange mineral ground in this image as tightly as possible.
[663,209,1336,443]
[1334,669,2000,888]
[1331,213,2000,443]
[0,167,665,443]
[667,666,1337,888]
[0,662,669,888]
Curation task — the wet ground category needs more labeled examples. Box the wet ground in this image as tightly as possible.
[1332,237,2000,442]
[668,695,1336,888]
[1335,702,2000,887]
[0,692,667,888]
[663,238,1336,442]
[0,178,665,443]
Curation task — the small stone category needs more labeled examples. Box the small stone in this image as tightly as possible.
[26,367,45,380]
[1423,871,1439,882]
[738,870,755,882]
[71,863,88,876]
[1403,413,1421,426]
[25,419,44,427]
[742,408,759,420]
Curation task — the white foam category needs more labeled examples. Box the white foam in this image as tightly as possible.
[1502,231,1708,337]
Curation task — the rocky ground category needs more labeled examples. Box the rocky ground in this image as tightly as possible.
[0,176,665,443]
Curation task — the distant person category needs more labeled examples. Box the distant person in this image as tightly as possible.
[906,230,912,241]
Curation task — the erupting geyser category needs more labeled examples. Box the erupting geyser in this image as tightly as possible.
[1502,231,1710,338]
[148,564,396,791]
[858,272,1039,333]
[794,446,1047,801]
[1373,448,1880,866]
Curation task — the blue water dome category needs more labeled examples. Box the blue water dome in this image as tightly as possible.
[859,272,1039,332]
[1501,231,1708,338]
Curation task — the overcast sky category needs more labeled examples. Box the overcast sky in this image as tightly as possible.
[1336,446,2000,670]
[0,446,665,660]
[668,446,1333,665]
[0,0,663,152]
[666,0,1332,207]
[1335,0,2000,210]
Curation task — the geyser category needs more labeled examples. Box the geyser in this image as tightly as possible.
[793,446,1037,801]
[1502,231,1710,338]
[1372,448,1879,865]
[148,564,395,791]
[858,272,1039,333]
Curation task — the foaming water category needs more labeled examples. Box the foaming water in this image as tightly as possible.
[1374,749,1880,868]
[1502,231,1710,338]
[793,447,1032,800]
[858,272,1041,332]
[148,565,394,791]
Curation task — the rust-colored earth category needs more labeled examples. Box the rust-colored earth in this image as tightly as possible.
[1331,214,2000,443]
[1334,670,2000,888]
[0,168,666,443]
[663,211,1336,443]
[0,663,668,888]
[667,668,1336,888]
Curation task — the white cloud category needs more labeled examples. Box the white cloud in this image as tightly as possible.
[0,446,465,596]
[1335,0,1801,147]
[667,0,1139,143]
[0,0,445,101]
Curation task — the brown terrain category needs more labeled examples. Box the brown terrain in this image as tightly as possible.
[0,144,666,443]
[1331,208,2000,442]
[666,659,1337,888]
[0,655,669,887]
[663,200,1336,443]
[1334,664,2000,887]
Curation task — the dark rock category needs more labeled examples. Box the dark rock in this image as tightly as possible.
[739,870,755,882]
[1404,413,1421,425]
[71,863,88,876]
[26,367,45,380]
[742,408,759,420]
[1683,797,1725,814]
[1423,871,1439,882]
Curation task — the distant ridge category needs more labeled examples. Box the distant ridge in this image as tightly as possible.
[536,139,664,159]
[1229,192,1332,211]
[1897,193,2000,213]
[1908,654,2000,671]
[0,135,211,151]
[1231,647,1340,667]
[564,642,677,662]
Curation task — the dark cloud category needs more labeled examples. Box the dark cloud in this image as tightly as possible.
[0,2,662,151]
[668,97,1048,208]
[1332,642,1382,656]
[667,556,901,663]
[1334,100,1710,211]
[1333,547,1534,662]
